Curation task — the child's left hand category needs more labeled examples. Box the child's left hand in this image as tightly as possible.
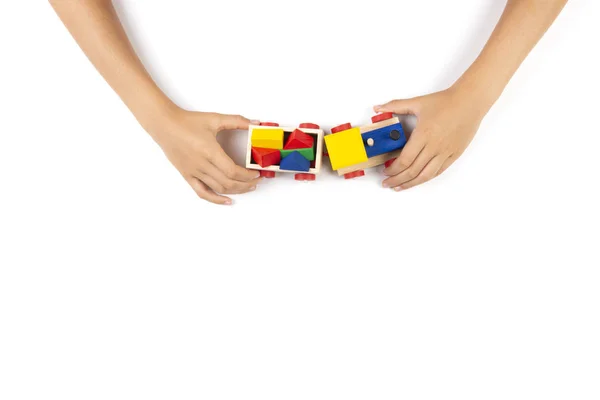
[375,87,487,191]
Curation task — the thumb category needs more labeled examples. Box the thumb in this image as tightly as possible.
[217,114,259,132]
[374,97,420,115]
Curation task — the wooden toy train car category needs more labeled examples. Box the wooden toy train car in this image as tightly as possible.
[246,122,324,181]
[324,112,407,179]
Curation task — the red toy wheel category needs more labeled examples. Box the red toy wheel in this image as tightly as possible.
[260,122,279,127]
[260,170,276,178]
[344,170,365,179]
[371,112,394,124]
[331,123,352,134]
[295,173,316,181]
[299,123,320,130]
[384,158,397,169]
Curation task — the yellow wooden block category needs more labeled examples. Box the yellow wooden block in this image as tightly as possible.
[251,129,284,149]
[324,128,368,170]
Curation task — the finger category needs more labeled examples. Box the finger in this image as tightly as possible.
[383,147,434,189]
[217,114,255,131]
[383,132,427,176]
[194,171,225,194]
[437,154,457,176]
[374,97,421,115]
[208,147,261,182]
[197,169,260,195]
[187,177,232,205]
[200,156,261,193]
[396,155,447,191]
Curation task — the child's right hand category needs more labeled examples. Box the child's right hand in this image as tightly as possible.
[147,108,262,205]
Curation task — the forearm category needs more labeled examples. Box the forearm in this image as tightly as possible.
[454,0,568,114]
[49,0,176,130]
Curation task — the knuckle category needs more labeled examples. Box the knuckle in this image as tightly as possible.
[420,126,433,136]
[207,181,224,193]
[194,190,207,200]
[221,181,233,192]
[423,173,434,182]
[208,113,222,124]
[241,182,254,192]
[225,183,240,194]
[397,157,411,169]
[236,184,250,194]
[223,165,237,178]
[197,147,211,159]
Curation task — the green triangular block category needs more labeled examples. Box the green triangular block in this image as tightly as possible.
[280,148,314,161]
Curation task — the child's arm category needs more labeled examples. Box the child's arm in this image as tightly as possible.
[49,0,261,205]
[376,0,568,191]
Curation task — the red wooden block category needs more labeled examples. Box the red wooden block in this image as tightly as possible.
[331,123,352,134]
[372,112,394,124]
[284,129,314,150]
[344,170,365,179]
[251,147,281,168]
[260,122,279,127]
[299,123,320,129]
[295,173,316,181]
[260,170,276,178]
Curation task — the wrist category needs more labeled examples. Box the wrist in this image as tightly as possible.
[450,66,509,119]
[448,80,493,121]
[129,92,181,136]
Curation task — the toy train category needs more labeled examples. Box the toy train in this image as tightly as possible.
[246,122,324,181]
[246,113,406,181]
[324,112,407,179]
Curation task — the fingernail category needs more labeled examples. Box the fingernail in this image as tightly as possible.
[249,186,256,191]
[383,169,391,176]
[250,119,260,125]
[382,181,390,188]
[374,105,382,110]
[224,199,233,205]
[394,186,403,192]
[253,172,261,179]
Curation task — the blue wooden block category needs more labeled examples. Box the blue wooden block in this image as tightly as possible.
[361,122,407,158]
[279,150,310,172]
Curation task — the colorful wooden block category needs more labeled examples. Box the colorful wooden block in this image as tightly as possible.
[284,129,314,150]
[279,151,310,172]
[246,123,324,177]
[362,122,407,158]
[323,128,368,170]
[251,147,281,168]
[280,148,314,161]
[251,128,284,149]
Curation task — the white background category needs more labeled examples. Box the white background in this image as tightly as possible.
[1,1,599,399]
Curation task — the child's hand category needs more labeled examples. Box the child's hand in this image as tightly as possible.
[149,109,262,205]
[374,88,486,191]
